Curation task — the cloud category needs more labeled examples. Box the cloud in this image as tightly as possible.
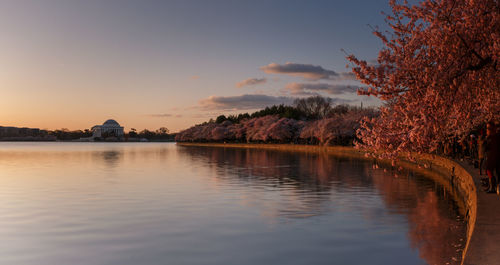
[199,94,294,110]
[338,72,357,80]
[147,114,172,117]
[191,112,226,119]
[260,62,338,80]
[283,82,360,96]
[147,114,182,118]
[235,78,267,88]
[190,75,200,80]
[260,62,358,81]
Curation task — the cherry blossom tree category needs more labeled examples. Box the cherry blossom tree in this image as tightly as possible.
[347,0,499,157]
[245,115,280,142]
[265,118,303,143]
[176,107,377,145]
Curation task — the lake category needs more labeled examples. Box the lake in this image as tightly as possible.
[0,142,466,265]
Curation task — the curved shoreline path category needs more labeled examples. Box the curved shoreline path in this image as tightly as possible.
[460,160,500,265]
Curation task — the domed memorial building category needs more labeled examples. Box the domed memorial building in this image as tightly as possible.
[91,119,124,138]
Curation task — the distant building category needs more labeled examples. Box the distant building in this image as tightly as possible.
[91,119,124,138]
[0,126,50,140]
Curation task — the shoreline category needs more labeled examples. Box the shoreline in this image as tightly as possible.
[0,140,176,142]
[177,142,477,264]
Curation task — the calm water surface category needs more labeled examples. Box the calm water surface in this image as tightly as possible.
[0,143,466,265]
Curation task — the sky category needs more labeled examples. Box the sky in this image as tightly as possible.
[0,0,392,132]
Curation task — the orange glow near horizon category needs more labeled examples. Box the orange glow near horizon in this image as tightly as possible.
[0,1,382,133]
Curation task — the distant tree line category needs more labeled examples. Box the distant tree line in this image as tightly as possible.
[210,96,366,125]
[126,127,175,141]
[48,127,175,141]
[49,129,93,140]
[176,96,378,146]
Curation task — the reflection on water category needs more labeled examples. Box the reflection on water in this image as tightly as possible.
[178,146,466,264]
[178,147,372,219]
[94,150,123,168]
[0,143,465,265]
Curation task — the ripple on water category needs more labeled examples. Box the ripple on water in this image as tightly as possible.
[0,143,466,265]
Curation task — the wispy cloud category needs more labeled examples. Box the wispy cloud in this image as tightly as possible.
[260,62,333,80]
[198,94,293,110]
[338,72,356,80]
[146,114,182,118]
[235,78,267,88]
[190,75,200,80]
[260,62,357,81]
[283,82,360,96]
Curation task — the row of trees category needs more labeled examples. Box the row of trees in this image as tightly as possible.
[126,127,174,141]
[211,96,362,125]
[48,127,175,141]
[49,129,93,140]
[176,102,378,145]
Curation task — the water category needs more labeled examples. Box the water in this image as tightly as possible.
[0,142,466,265]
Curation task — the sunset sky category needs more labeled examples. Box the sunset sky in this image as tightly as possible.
[0,0,390,132]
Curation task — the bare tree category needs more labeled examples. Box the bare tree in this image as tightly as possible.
[293,96,332,119]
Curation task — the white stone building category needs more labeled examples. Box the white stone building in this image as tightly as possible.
[92,119,124,138]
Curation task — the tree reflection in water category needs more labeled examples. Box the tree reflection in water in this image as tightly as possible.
[97,150,122,168]
[178,146,466,264]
